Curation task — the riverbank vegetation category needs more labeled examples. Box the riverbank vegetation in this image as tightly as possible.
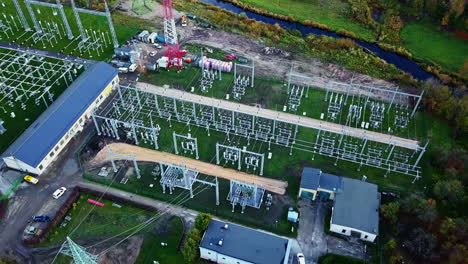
[232,0,467,78]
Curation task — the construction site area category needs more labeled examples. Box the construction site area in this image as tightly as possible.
[0,0,456,264]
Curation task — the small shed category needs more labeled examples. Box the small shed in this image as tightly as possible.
[0,119,5,135]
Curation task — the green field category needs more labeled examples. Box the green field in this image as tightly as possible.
[401,21,468,74]
[237,0,376,41]
[40,193,156,247]
[135,216,191,264]
[318,253,366,264]
[0,2,146,61]
[0,3,149,154]
[0,49,84,153]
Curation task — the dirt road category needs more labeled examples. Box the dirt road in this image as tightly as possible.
[0,124,94,263]
[90,142,288,194]
[120,0,404,96]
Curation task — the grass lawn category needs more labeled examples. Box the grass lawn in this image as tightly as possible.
[401,21,468,74]
[236,0,377,41]
[318,253,366,264]
[0,49,84,153]
[40,193,156,247]
[0,2,148,61]
[135,216,189,264]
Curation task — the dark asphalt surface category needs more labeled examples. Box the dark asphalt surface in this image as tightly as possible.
[0,125,95,263]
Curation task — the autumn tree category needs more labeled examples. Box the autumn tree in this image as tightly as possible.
[433,179,465,207]
[381,202,400,225]
[401,193,438,224]
[403,228,437,260]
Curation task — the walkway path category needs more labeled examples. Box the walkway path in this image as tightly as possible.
[136,82,420,150]
[90,142,288,194]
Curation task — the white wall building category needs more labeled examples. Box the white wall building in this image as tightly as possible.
[200,219,291,264]
[329,177,380,242]
[1,62,118,175]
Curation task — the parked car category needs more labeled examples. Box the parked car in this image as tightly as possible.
[238,58,249,63]
[186,13,197,20]
[23,175,39,184]
[154,43,162,49]
[149,51,157,57]
[297,253,306,264]
[32,215,51,222]
[53,187,67,199]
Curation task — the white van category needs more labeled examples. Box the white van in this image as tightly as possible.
[297,253,306,264]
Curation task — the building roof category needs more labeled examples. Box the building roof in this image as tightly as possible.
[332,177,380,235]
[200,219,290,264]
[300,167,342,192]
[2,62,117,168]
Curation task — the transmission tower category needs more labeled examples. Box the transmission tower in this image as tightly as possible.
[58,236,99,264]
[162,0,182,70]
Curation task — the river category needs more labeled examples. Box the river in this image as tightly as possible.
[198,0,433,81]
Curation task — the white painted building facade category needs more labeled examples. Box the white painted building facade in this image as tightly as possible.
[2,62,118,175]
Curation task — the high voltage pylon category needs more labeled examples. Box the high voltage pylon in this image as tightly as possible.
[58,236,98,264]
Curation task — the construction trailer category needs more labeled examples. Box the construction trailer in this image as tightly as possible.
[147,32,158,43]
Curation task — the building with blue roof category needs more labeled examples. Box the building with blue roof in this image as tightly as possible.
[298,167,380,242]
[2,62,118,175]
[199,219,291,264]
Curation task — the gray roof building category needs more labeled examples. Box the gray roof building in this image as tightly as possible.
[332,177,380,235]
[200,219,291,264]
[300,167,342,191]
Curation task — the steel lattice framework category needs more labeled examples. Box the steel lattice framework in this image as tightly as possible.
[162,0,181,70]
[92,83,428,182]
[0,48,81,113]
[58,237,98,264]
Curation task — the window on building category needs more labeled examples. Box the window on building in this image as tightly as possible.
[100,94,103,100]
[60,140,64,146]
[39,165,43,170]
[222,257,226,260]
[49,151,55,157]
[65,134,69,140]
[55,146,59,151]
[364,235,368,239]
[342,229,346,233]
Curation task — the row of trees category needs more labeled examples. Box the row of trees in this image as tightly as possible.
[422,81,468,133]
[181,213,212,263]
[380,148,467,263]
[401,0,466,30]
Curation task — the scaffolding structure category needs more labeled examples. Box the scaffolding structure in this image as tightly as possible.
[228,180,265,213]
[21,0,73,47]
[107,145,141,178]
[173,132,199,159]
[70,0,118,56]
[287,67,310,112]
[9,0,31,31]
[232,62,254,100]
[158,162,219,205]
[0,12,20,38]
[0,48,81,114]
[216,143,265,175]
[94,83,428,181]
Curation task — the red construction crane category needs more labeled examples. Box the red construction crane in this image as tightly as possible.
[162,0,182,70]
